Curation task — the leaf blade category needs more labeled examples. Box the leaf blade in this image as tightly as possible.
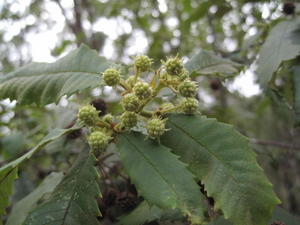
[256,19,300,87]
[116,132,206,224]
[162,114,280,225]
[185,50,241,77]
[23,150,101,225]
[0,44,110,105]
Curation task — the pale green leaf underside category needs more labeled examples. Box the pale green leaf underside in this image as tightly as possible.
[0,44,110,105]
[185,50,241,77]
[116,132,205,224]
[293,66,300,126]
[162,114,280,225]
[0,124,82,220]
[119,201,182,225]
[23,150,101,225]
[6,172,64,225]
[257,19,300,87]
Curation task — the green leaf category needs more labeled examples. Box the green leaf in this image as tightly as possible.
[161,114,281,225]
[207,207,300,225]
[6,172,64,225]
[185,50,241,77]
[0,44,110,105]
[293,66,300,126]
[116,132,205,224]
[23,149,101,225]
[119,201,182,225]
[0,125,81,220]
[256,19,300,87]
[0,167,17,225]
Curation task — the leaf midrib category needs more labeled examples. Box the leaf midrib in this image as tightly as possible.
[168,119,251,207]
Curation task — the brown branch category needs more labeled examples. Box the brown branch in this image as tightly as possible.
[250,138,300,150]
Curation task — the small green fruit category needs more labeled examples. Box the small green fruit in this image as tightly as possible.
[133,81,153,100]
[120,111,138,129]
[77,105,99,126]
[178,80,197,97]
[88,131,111,152]
[162,56,184,76]
[146,117,167,138]
[134,55,153,72]
[181,98,199,114]
[121,93,140,111]
[103,68,121,86]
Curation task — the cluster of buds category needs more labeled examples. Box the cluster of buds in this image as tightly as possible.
[77,54,200,153]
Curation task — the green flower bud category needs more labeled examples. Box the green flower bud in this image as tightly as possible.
[146,117,167,138]
[181,98,199,114]
[120,111,137,129]
[121,93,140,111]
[133,81,153,100]
[162,56,184,76]
[179,68,189,81]
[134,55,153,72]
[77,105,99,126]
[88,131,111,152]
[103,68,121,86]
[178,79,197,97]
[103,114,114,123]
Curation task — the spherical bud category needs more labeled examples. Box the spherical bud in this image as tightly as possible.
[178,80,197,97]
[146,117,167,138]
[126,75,139,88]
[120,111,137,129]
[103,114,114,123]
[159,102,174,111]
[77,105,99,126]
[103,68,121,86]
[121,94,140,111]
[88,131,111,152]
[179,69,189,81]
[133,81,153,100]
[181,98,199,114]
[163,56,184,76]
[134,55,153,72]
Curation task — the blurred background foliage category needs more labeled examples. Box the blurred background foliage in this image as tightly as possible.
[0,0,300,224]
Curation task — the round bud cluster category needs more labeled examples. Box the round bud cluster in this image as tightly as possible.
[134,55,152,72]
[133,81,153,100]
[178,80,197,97]
[181,98,199,114]
[88,131,111,152]
[121,94,140,111]
[120,111,137,129]
[146,117,167,138]
[103,68,121,86]
[103,114,114,123]
[163,56,184,76]
[77,105,99,126]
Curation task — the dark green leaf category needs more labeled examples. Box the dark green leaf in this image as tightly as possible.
[116,132,205,224]
[6,172,64,225]
[257,19,300,87]
[161,114,280,225]
[185,50,241,77]
[23,150,101,225]
[0,124,81,220]
[0,44,110,105]
[207,207,300,225]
